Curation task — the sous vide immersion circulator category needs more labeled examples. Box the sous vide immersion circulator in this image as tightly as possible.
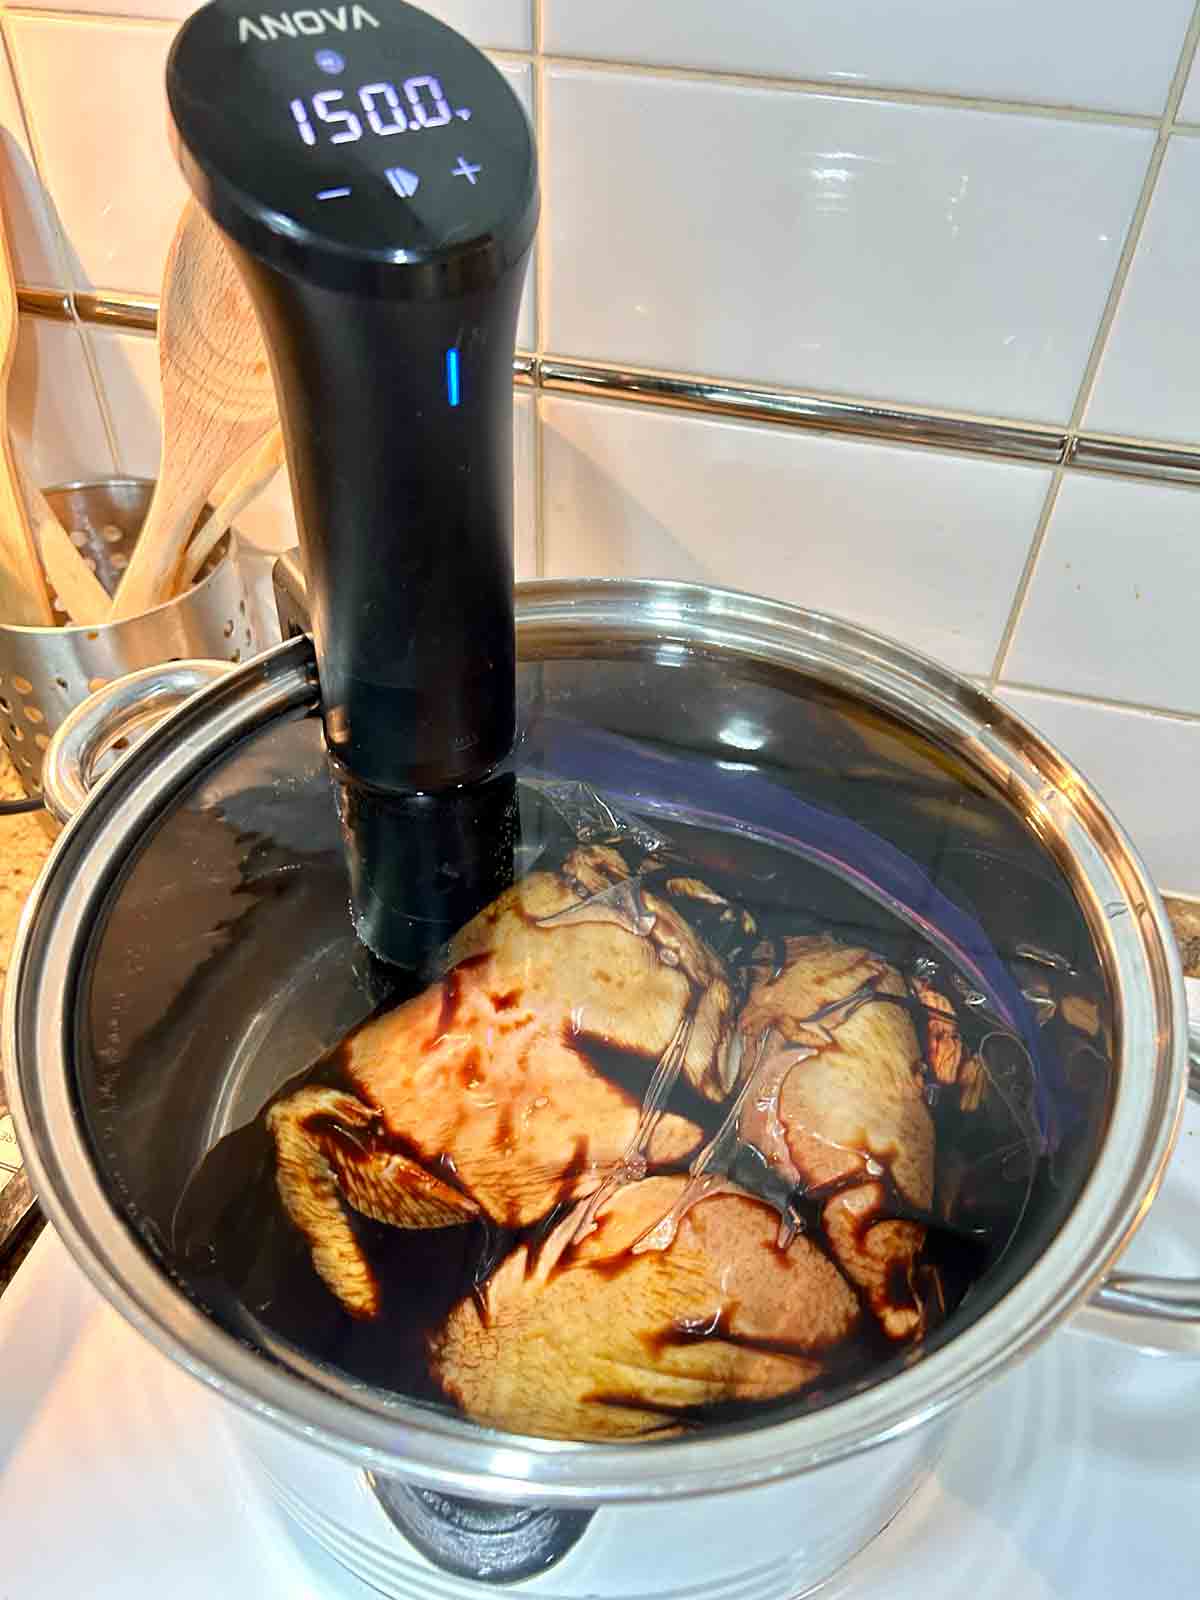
[167,0,538,965]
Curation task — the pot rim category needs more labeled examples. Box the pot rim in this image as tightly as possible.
[4,578,1187,1505]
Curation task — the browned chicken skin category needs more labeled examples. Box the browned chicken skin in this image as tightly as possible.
[265,853,946,1433]
[733,936,935,1338]
[267,846,735,1317]
[430,1177,861,1441]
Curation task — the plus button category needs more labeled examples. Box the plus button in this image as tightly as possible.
[452,155,482,185]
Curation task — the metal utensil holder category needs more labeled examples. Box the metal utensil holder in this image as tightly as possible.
[0,478,259,798]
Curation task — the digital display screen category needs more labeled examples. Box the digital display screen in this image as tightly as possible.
[289,74,471,148]
[168,0,536,261]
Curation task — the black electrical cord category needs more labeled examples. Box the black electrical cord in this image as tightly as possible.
[0,794,43,816]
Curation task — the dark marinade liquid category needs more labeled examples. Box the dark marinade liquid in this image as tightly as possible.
[171,810,1082,1434]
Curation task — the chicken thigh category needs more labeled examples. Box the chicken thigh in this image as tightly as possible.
[267,846,736,1317]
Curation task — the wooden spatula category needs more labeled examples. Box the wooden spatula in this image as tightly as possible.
[110,202,277,619]
[176,425,285,592]
[0,206,53,625]
[12,439,111,624]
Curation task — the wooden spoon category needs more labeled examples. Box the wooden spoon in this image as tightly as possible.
[12,439,111,624]
[110,202,277,619]
[176,425,285,591]
[0,206,53,625]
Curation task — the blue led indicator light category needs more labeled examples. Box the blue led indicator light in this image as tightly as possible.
[315,49,345,74]
[446,348,461,408]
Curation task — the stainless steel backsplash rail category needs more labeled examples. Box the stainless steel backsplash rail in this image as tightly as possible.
[17,286,1200,488]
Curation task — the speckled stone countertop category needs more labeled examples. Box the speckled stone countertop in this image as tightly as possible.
[1168,900,1200,980]
[0,757,52,981]
[0,751,53,1291]
[0,748,1197,1299]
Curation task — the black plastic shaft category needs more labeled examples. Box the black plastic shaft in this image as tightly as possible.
[168,0,538,964]
[234,249,525,792]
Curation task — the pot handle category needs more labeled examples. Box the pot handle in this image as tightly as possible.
[1070,1023,1200,1357]
[41,660,233,824]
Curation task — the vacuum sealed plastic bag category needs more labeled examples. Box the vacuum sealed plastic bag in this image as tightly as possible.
[165,710,1108,1442]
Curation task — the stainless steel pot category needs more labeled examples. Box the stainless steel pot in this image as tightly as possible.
[5,580,1197,1600]
[0,478,259,798]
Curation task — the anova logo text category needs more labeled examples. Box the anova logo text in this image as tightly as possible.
[239,7,380,43]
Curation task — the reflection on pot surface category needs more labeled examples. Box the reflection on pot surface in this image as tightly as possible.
[156,685,1113,1443]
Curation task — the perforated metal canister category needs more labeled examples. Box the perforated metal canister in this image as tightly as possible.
[0,478,258,797]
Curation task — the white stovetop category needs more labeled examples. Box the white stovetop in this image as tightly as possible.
[3,989,1199,1599]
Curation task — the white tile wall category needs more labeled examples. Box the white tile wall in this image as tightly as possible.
[7,16,186,295]
[85,327,159,477]
[0,34,61,285]
[9,316,115,484]
[84,322,536,563]
[1004,473,1200,714]
[541,395,1050,675]
[222,464,297,556]
[499,60,535,350]
[1085,138,1200,443]
[1178,54,1200,123]
[17,0,196,20]
[512,391,536,579]
[226,393,537,563]
[16,0,532,48]
[543,68,1151,420]
[419,0,531,51]
[5,17,532,319]
[1000,687,1200,894]
[545,0,1195,116]
[0,0,1199,888]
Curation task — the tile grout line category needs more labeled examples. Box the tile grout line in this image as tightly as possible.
[1161,0,1200,134]
[0,6,1177,130]
[64,309,125,476]
[985,471,1065,692]
[1063,0,1200,437]
[525,50,1164,127]
[5,4,539,64]
[531,386,547,579]
[0,10,122,473]
[988,0,1200,690]
[0,19,54,267]
[531,0,547,578]
[2,7,195,34]
[997,678,1200,725]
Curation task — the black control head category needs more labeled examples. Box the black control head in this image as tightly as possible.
[168,0,537,295]
[168,1,537,965]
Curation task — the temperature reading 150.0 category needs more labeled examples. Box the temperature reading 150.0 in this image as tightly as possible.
[289,75,469,147]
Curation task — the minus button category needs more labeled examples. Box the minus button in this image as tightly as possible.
[316,186,352,200]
